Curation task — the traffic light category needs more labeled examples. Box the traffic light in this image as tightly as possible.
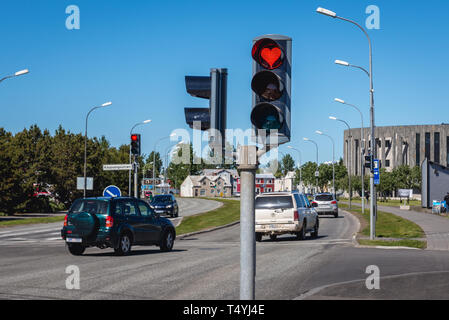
[364,154,373,172]
[131,134,141,156]
[251,35,292,145]
[184,68,227,149]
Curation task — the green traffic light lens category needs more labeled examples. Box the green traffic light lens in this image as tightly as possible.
[250,103,284,130]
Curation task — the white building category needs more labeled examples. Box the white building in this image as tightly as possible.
[275,171,296,192]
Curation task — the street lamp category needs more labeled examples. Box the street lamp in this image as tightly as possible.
[329,115,352,209]
[335,98,366,213]
[129,119,152,196]
[152,133,177,195]
[335,60,370,77]
[318,6,376,239]
[303,137,319,192]
[287,146,302,191]
[0,69,29,84]
[83,101,112,198]
[315,130,335,197]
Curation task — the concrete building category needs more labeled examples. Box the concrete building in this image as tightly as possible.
[344,124,449,175]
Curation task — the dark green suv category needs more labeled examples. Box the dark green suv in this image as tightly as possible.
[61,197,176,256]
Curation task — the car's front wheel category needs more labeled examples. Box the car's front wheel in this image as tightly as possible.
[160,229,175,252]
[114,233,132,256]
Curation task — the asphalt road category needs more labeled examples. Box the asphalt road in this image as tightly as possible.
[1,205,449,300]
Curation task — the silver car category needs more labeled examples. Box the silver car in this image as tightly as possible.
[311,193,338,218]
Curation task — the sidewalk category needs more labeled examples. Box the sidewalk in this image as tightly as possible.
[346,202,449,251]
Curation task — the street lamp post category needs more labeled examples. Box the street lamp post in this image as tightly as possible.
[152,133,177,195]
[335,98,366,213]
[303,138,319,193]
[317,6,376,239]
[316,131,335,197]
[330,116,352,209]
[83,101,112,198]
[0,69,29,84]
[287,146,302,192]
[129,120,152,196]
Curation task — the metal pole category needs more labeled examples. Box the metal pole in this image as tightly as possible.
[238,146,257,300]
[84,107,99,198]
[134,157,138,198]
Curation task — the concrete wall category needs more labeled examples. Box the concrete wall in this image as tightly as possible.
[422,158,449,208]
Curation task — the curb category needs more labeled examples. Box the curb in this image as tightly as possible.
[176,221,240,240]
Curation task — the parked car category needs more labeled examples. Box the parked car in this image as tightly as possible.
[312,193,339,218]
[61,197,176,256]
[255,191,319,242]
[149,194,179,218]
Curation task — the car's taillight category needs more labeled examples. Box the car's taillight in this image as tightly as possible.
[331,201,337,205]
[64,215,68,227]
[294,210,299,221]
[106,216,113,228]
[312,202,317,206]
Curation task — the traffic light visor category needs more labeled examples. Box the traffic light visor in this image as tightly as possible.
[252,38,284,70]
[250,103,284,130]
[251,71,284,101]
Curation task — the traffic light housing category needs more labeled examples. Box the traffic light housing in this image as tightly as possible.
[251,35,292,146]
[184,68,227,149]
[364,154,373,173]
[131,134,141,156]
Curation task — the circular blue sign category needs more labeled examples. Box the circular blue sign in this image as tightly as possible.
[103,185,121,198]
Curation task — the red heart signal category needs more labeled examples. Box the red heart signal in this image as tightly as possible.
[260,47,282,69]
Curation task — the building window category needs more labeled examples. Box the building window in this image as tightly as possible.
[200,189,205,196]
[434,132,440,164]
[416,133,420,166]
[425,132,431,160]
[385,159,390,168]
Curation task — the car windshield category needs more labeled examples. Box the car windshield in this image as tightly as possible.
[315,194,334,201]
[255,196,293,210]
[152,195,171,203]
[69,199,108,215]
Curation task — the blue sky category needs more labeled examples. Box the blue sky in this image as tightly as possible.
[1,0,449,166]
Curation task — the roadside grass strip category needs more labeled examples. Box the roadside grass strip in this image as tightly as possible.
[339,203,426,249]
[340,198,421,207]
[176,198,240,236]
[0,216,65,228]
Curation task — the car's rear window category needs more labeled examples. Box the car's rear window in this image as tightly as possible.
[315,194,334,201]
[255,196,293,209]
[69,199,108,215]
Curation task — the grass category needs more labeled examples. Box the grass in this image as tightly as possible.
[176,198,240,236]
[0,216,65,228]
[340,203,426,249]
[341,198,421,207]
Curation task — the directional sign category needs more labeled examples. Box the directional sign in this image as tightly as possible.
[103,185,121,198]
[103,164,133,171]
[373,159,380,185]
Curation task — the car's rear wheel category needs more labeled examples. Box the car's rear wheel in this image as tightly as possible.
[334,211,339,218]
[256,233,263,242]
[160,229,175,252]
[114,233,132,256]
[67,244,85,256]
[296,222,306,240]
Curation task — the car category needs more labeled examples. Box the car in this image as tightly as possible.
[150,194,179,218]
[311,193,339,218]
[60,197,176,256]
[255,191,319,242]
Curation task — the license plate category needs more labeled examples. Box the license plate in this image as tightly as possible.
[66,238,82,243]
[155,210,164,213]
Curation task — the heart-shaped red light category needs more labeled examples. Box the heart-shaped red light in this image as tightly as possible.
[260,47,282,69]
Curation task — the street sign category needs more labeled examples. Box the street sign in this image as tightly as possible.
[373,159,380,185]
[103,185,121,198]
[77,177,93,190]
[103,164,133,171]
[315,171,320,177]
